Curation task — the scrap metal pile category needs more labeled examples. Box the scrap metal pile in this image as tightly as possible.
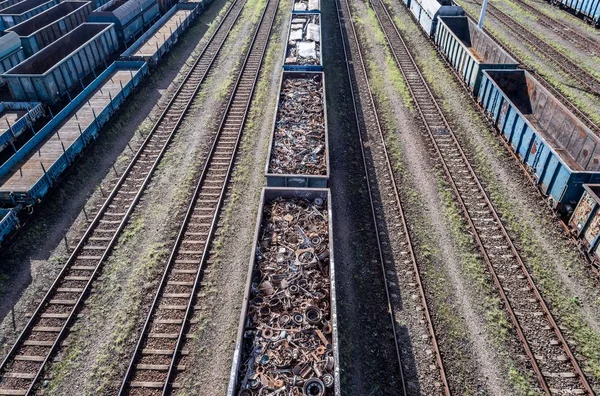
[293,0,319,11]
[286,15,320,66]
[238,197,334,396]
[269,74,326,176]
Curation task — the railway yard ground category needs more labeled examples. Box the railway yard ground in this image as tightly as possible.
[0,0,599,393]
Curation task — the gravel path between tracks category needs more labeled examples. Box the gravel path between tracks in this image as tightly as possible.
[385,0,600,389]
[0,0,269,392]
[349,0,536,394]
[455,0,600,127]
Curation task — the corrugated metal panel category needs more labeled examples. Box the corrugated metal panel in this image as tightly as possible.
[0,31,21,56]
[409,0,463,35]
[477,69,600,207]
[7,1,92,57]
[4,23,119,105]
[434,16,518,93]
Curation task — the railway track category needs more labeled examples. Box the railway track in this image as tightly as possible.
[117,0,277,394]
[510,0,600,57]
[336,0,450,393]
[369,0,595,393]
[0,0,249,393]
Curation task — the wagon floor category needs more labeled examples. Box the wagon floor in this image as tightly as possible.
[0,110,26,136]
[133,9,193,57]
[0,70,135,193]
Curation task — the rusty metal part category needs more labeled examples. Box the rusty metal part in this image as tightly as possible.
[237,197,334,396]
[117,0,279,394]
[0,0,249,394]
[335,0,451,394]
[369,0,594,393]
[268,74,326,176]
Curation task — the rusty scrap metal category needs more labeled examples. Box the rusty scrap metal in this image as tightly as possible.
[286,15,320,66]
[269,75,326,176]
[238,197,333,395]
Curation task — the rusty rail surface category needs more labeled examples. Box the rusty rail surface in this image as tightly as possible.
[371,0,595,393]
[0,0,248,393]
[336,0,451,393]
[117,0,278,394]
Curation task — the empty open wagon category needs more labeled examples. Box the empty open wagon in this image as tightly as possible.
[120,2,200,64]
[4,23,119,106]
[434,16,518,94]
[266,71,329,187]
[89,0,160,47]
[0,61,148,205]
[7,1,92,57]
[227,187,340,396]
[0,0,58,30]
[0,206,19,244]
[478,69,600,210]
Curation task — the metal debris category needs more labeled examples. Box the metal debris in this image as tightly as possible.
[269,74,326,176]
[293,0,319,11]
[238,197,334,396]
[285,15,320,66]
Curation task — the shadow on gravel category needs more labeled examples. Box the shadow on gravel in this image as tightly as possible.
[0,0,230,324]
[323,0,421,393]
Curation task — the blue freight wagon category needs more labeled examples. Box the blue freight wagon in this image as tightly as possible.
[478,69,600,210]
[121,2,200,64]
[0,206,20,245]
[0,60,148,205]
[284,13,322,71]
[0,0,58,31]
[4,23,119,106]
[7,1,92,57]
[89,0,160,47]
[265,71,329,187]
[0,0,21,11]
[434,16,518,94]
[0,32,25,86]
[0,101,44,153]
[227,187,340,396]
[406,0,463,36]
[293,0,320,13]
[550,0,600,27]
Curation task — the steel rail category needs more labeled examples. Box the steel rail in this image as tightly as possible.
[370,0,594,393]
[336,0,450,393]
[0,0,247,393]
[509,0,600,57]
[117,0,278,394]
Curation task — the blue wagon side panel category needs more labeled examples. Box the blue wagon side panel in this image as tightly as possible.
[7,1,92,57]
[0,206,19,244]
[0,61,148,204]
[0,0,59,30]
[90,0,160,46]
[0,102,44,152]
[4,23,119,105]
[434,16,518,93]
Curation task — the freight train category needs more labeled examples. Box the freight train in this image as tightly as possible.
[547,0,600,27]
[0,0,212,245]
[399,0,600,259]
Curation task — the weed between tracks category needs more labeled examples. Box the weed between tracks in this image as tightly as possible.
[385,0,600,389]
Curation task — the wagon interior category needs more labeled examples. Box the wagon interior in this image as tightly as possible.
[0,0,50,15]
[9,1,87,35]
[6,23,109,75]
